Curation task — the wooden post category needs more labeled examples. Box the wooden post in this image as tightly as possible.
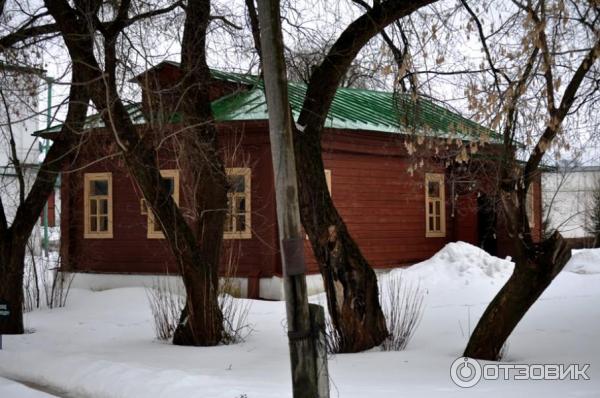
[310,304,330,398]
[256,1,329,397]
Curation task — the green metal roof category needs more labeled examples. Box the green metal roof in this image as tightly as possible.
[212,81,498,141]
[37,68,499,142]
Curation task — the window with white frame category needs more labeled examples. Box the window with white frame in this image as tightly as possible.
[84,172,113,238]
[425,173,446,237]
[224,168,251,239]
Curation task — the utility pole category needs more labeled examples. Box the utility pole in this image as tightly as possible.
[256,1,329,397]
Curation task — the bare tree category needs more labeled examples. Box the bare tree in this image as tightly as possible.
[42,0,229,346]
[0,0,98,333]
[290,0,437,353]
[0,50,89,335]
[241,0,439,353]
[455,0,600,360]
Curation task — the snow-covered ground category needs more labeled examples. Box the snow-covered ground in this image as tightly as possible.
[0,377,57,397]
[1,242,599,397]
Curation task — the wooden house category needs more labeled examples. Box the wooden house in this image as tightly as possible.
[39,62,542,299]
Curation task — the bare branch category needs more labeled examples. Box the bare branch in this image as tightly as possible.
[0,23,58,52]
[460,0,510,92]
[0,1,183,53]
[524,38,600,187]
[297,0,437,135]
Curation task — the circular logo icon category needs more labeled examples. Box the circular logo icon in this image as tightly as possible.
[450,357,482,388]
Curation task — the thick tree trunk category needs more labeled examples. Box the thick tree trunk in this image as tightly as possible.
[294,132,388,352]
[123,143,225,347]
[172,144,226,346]
[45,0,226,346]
[464,192,571,360]
[0,59,89,335]
[170,0,226,345]
[0,239,26,334]
[173,254,223,345]
[463,9,598,361]
[287,1,436,352]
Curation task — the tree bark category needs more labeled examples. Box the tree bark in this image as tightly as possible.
[0,240,26,334]
[45,0,224,346]
[293,136,387,352]
[464,191,571,360]
[463,22,598,360]
[171,0,226,345]
[0,59,89,334]
[292,0,436,353]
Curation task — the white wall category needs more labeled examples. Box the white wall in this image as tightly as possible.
[0,66,43,226]
[0,68,42,167]
[543,168,600,238]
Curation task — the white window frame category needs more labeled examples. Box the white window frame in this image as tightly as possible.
[325,169,332,196]
[425,173,446,238]
[84,172,113,239]
[224,167,252,240]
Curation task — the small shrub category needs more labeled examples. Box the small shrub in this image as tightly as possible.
[146,278,184,341]
[219,242,252,344]
[220,292,252,345]
[147,243,252,343]
[23,245,73,312]
[146,277,252,343]
[380,272,425,351]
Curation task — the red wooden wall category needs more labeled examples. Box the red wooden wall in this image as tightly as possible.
[61,121,543,292]
[61,122,279,286]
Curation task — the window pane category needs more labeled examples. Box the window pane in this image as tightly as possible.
[228,175,245,193]
[435,216,440,231]
[435,201,441,215]
[90,199,97,215]
[428,181,440,198]
[90,216,97,232]
[99,199,108,215]
[236,196,246,214]
[99,216,108,232]
[429,202,433,214]
[91,180,108,195]
[429,216,434,230]
[161,177,174,196]
[237,215,246,231]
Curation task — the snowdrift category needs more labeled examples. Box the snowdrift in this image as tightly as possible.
[565,248,600,274]
[386,242,514,288]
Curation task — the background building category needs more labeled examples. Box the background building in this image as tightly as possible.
[543,165,600,245]
[0,62,56,253]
